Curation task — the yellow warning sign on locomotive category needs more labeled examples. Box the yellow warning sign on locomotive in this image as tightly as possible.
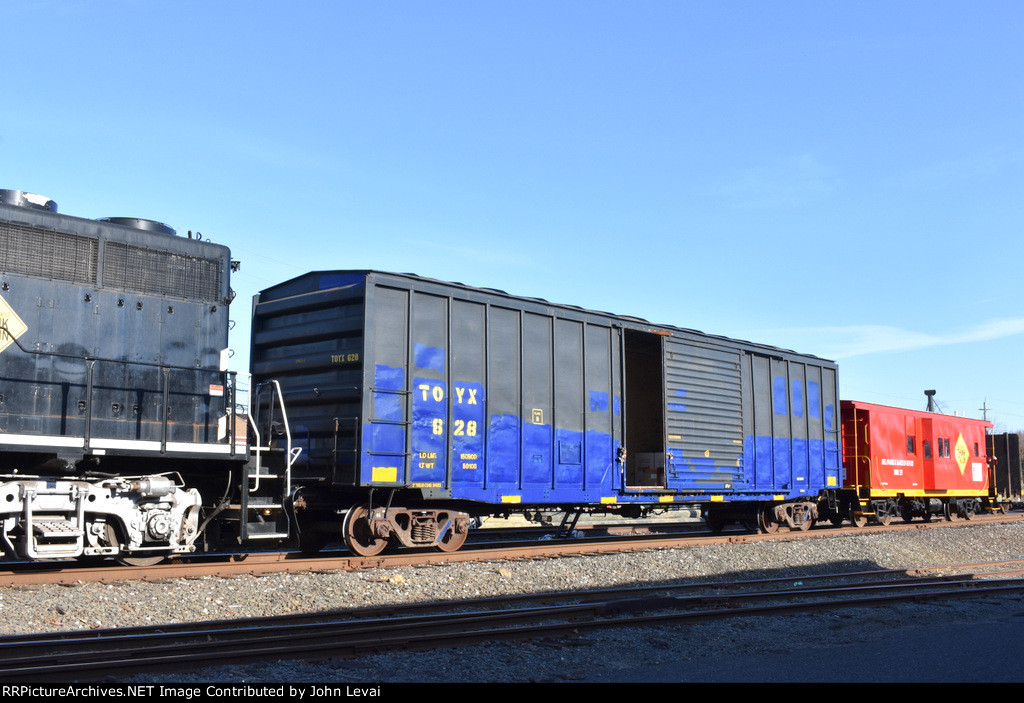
[955,434,969,475]
[0,295,26,355]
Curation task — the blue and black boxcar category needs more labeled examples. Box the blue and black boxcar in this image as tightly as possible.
[251,270,842,554]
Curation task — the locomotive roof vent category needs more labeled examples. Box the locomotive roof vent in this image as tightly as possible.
[0,189,58,213]
[98,217,176,237]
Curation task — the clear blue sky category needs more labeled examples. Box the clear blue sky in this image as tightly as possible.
[3,1,1022,430]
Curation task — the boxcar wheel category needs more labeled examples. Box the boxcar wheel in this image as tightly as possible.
[342,505,389,557]
[705,514,727,534]
[436,522,468,552]
[759,507,780,534]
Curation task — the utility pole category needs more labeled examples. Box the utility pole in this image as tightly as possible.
[979,400,989,421]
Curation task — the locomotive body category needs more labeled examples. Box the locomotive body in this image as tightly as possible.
[251,270,843,552]
[0,190,254,563]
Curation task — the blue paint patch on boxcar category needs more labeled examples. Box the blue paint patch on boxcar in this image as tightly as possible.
[824,404,834,431]
[523,422,553,484]
[585,429,615,487]
[589,391,609,412]
[791,380,804,418]
[773,437,792,486]
[669,389,687,412]
[808,381,820,418]
[792,437,808,483]
[374,364,405,390]
[486,413,520,485]
[755,435,773,487]
[414,343,445,373]
[556,429,584,487]
[373,365,405,421]
[773,377,788,415]
[370,423,405,455]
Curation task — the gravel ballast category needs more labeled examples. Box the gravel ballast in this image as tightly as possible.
[8,520,1024,683]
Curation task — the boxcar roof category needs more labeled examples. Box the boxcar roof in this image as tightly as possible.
[259,269,837,366]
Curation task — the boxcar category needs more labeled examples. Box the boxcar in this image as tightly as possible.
[988,432,1022,508]
[251,270,843,553]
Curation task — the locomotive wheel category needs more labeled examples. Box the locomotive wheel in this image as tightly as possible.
[101,523,167,567]
[118,553,168,567]
[436,521,469,552]
[342,504,389,557]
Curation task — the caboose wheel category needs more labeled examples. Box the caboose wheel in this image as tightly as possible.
[849,512,867,528]
[342,504,388,557]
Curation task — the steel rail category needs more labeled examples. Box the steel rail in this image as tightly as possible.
[3,565,1024,681]
[1,513,1020,587]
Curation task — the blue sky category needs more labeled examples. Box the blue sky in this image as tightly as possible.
[3,1,1023,430]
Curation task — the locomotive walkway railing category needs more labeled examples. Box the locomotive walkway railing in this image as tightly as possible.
[0,322,240,456]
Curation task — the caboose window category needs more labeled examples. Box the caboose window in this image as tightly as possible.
[923,441,932,459]
[906,436,916,454]
[974,442,979,457]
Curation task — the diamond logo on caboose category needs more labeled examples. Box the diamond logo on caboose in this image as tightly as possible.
[0,295,26,355]
[954,434,970,475]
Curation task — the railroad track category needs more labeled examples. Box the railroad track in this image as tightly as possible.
[0,512,1020,586]
[3,559,1024,682]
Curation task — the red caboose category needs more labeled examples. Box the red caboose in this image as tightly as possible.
[839,400,997,524]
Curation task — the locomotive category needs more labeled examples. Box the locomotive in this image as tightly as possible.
[0,190,1016,563]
